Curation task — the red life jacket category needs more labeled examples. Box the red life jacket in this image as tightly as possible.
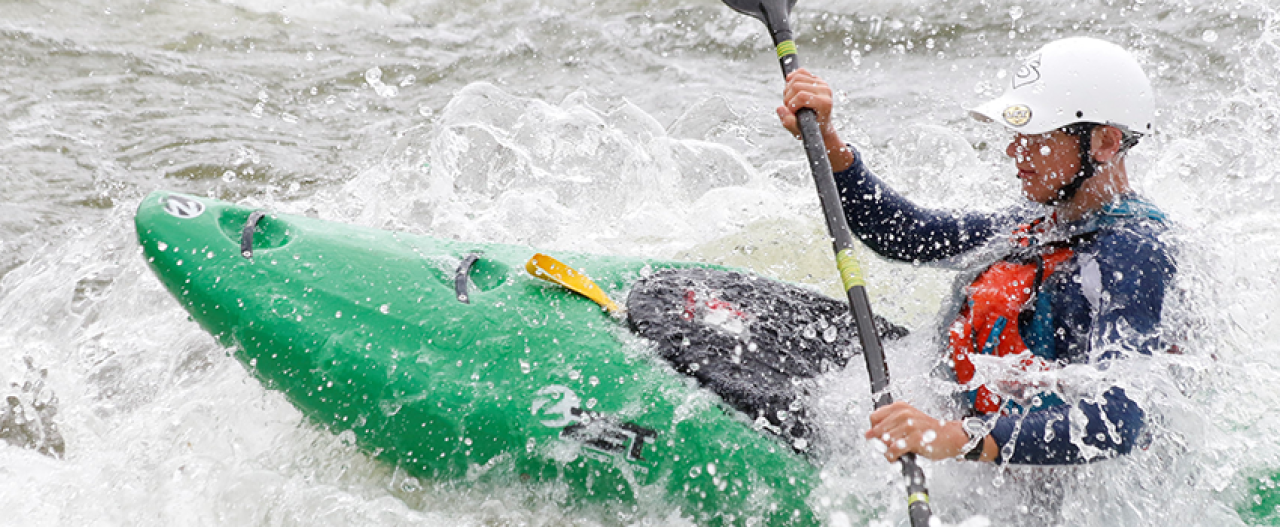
[948,221,1073,415]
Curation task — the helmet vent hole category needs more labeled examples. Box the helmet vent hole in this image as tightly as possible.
[1076,111,1084,118]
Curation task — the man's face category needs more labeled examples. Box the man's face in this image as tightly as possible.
[1005,129,1083,204]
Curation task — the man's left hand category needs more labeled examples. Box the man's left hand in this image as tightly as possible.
[865,401,974,462]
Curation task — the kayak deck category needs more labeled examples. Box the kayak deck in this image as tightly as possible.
[136,191,837,525]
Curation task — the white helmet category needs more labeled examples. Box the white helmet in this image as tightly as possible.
[970,37,1155,138]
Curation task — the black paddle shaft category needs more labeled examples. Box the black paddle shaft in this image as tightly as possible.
[720,1,933,524]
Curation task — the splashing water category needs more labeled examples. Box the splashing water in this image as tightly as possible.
[2,0,1279,525]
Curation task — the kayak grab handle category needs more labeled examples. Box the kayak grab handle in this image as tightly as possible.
[221,208,290,259]
[241,211,268,259]
[454,253,481,303]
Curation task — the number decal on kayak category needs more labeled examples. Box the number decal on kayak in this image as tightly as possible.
[532,385,657,468]
[163,194,206,219]
[532,385,583,428]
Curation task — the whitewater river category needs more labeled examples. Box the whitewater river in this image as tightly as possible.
[2,0,1278,525]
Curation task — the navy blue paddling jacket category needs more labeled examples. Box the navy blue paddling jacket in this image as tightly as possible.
[836,151,1175,465]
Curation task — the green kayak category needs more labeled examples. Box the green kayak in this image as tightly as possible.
[134,191,900,525]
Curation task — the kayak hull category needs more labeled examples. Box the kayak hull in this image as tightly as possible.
[135,191,824,525]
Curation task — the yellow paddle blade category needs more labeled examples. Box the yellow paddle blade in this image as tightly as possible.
[525,253,621,313]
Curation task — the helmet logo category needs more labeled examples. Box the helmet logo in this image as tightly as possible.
[1002,105,1033,127]
[1012,54,1042,89]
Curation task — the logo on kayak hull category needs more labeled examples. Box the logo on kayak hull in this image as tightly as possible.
[532,384,657,470]
[163,194,206,219]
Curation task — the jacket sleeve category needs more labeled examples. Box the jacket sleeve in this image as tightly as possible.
[986,223,1174,464]
[986,387,1146,465]
[833,150,1008,263]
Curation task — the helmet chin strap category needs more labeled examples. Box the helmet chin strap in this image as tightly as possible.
[1045,123,1099,206]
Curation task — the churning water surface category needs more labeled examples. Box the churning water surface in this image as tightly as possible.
[2,0,1279,525]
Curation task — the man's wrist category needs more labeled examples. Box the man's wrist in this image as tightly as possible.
[959,417,989,461]
[826,139,855,173]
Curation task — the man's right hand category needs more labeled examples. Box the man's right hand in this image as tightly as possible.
[777,68,855,172]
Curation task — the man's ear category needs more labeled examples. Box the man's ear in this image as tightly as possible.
[1090,126,1126,164]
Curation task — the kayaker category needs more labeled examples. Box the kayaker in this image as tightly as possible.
[776,36,1175,465]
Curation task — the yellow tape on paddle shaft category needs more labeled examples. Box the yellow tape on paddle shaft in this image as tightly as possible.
[907,492,930,506]
[775,40,797,59]
[836,248,867,292]
[526,253,620,313]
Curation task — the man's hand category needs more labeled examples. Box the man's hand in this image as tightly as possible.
[866,401,990,462]
[777,68,855,172]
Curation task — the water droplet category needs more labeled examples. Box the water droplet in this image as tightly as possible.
[822,326,839,343]
[380,304,391,314]
[869,438,887,454]
[365,67,399,98]
[1202,30,1218,43]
